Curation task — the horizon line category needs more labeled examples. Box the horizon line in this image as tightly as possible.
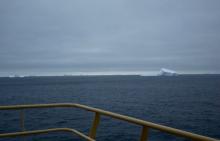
[1,73,220,78]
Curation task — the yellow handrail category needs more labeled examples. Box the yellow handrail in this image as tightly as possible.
[0,128,95,141]
[0,103,219,141]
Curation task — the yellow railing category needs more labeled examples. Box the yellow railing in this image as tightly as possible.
[0,103,219,141]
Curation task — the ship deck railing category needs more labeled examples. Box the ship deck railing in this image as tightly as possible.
[0,103,219,141]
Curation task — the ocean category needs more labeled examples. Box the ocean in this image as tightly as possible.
[0,75,219,141]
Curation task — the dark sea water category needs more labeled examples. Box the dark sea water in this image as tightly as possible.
[0,75,219,141]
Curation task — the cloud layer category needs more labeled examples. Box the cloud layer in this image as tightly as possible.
[1,0,220,76]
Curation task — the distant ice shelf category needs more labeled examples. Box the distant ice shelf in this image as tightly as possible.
[8,75,25,78]
[159,68,178,76]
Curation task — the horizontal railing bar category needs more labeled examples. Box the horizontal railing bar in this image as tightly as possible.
[0,103,218,141]
[0,103,72,110]
[0,128,95,141]
[74,104,218,141]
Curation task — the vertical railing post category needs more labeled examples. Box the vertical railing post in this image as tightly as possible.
[20,109,25,132]
[140,126,149,141]
[20,109,25,141]
[89,112,100,139]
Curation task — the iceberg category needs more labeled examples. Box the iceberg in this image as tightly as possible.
[159,68,178,76]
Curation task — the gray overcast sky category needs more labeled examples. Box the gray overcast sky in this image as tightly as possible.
[0,0,220,76]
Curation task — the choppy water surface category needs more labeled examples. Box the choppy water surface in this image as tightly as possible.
[0,75,219,141]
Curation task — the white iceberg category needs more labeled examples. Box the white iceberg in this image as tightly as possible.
[159,68,178,76]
